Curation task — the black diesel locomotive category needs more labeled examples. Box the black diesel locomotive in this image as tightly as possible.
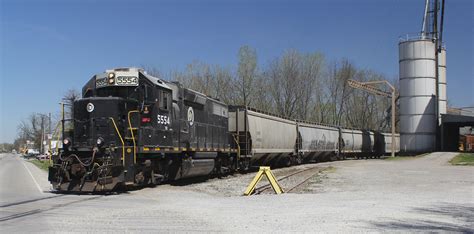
[49,67,399,192]
[49,68,238,192]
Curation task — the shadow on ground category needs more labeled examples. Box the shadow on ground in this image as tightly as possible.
[370,203,474,232]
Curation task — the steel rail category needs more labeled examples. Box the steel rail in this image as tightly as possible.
[253,166,323,194]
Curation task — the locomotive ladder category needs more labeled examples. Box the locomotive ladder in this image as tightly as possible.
[127,110,140,164]
[109,117,125,167]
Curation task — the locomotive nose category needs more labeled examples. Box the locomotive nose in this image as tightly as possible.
[73,97,137,148]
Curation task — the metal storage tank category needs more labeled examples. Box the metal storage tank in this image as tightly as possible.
[438,48,447,122]
[399,38,437,153]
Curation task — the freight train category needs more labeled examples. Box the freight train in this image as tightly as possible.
[48,68,399,192]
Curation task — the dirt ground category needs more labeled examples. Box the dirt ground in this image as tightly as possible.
[1,152,473,232]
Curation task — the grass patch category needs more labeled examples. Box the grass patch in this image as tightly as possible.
[449,153,474,166]
[29,159,50,171]
[321,166,336,173]
[384,153,429,161]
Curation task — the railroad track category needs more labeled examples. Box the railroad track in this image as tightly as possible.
[253,166,326,194]
[0,194,105,222]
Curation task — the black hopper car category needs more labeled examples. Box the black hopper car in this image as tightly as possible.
[48,68,399,192]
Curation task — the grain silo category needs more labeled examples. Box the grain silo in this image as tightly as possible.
[398,0,448,153]
[399,38,437,153]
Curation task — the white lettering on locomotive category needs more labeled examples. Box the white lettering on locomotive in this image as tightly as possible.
[157,114,170,125]
[116,76,138,86]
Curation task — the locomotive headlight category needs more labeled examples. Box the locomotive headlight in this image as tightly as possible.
[108,73,115,84]
[63,138,71,150]
[96,137,104,146]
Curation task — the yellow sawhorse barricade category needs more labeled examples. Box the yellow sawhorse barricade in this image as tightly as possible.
[243,167,284,196]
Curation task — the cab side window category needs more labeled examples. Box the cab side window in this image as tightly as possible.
[160,90,169,110]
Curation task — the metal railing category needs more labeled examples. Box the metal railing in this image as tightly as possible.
[399,33,446,49]
[127,110,140,164]
[109,117,125,166]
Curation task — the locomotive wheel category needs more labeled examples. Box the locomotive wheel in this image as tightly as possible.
[239,158,250,172]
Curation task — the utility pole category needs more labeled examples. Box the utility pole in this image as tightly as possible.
[60,102,65,142]
[48,112,52,155]
[40,115,44,154]
[347,79,397,157]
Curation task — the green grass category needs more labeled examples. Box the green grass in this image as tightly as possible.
[321,166,336,173]
[449,153,474,166]
[384,153,429,160]
[29,159,51,171]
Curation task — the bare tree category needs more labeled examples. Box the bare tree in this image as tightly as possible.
[141,65,162,79]
[211,65,236,104]
[296,52,325,120]
[16,113,50,150]
[267,50,302,118]
[62,89,80,131]
[170,62,238,106]
[252,73,274,112]
[237,45,257,106]
[323,59,356,126]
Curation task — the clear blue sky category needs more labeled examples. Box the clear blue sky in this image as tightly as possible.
[1,0,473,143]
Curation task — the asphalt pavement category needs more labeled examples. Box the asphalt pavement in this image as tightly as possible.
[0,153,52,206]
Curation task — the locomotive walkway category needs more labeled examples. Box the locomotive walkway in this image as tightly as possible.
[0,152,472,232]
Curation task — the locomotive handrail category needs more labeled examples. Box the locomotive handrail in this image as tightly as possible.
[109,117,125,166]
[128,110,140,164]
[50,121,61,165]
[232,134,241,159]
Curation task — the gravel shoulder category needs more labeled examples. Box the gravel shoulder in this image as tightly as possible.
[1,152,473,232]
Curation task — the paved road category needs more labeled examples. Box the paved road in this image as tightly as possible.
[0,153,52,206]
[0,152,472,232]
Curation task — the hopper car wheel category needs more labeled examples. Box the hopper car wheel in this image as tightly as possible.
[340,154,346,160]
[296,154,302,165]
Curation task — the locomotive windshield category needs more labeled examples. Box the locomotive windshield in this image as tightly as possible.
[95,86,140,100]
